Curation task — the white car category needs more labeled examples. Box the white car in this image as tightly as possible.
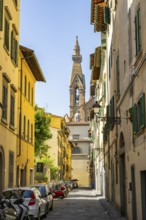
[2,187,48,219]
[32,184,53,212]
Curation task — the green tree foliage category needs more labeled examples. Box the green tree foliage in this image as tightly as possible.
[35,105,52,157]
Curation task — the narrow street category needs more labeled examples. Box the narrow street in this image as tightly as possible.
[44,188,127,220]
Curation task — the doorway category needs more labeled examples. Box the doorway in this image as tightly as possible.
[119,154,126,216]
[0,147,5,194]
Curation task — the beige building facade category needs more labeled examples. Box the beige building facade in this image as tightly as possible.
[90,0,146,219]
[67,37,93,187]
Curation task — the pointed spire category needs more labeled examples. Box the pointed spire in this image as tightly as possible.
[74,36,80,55]
[72,36,82,63]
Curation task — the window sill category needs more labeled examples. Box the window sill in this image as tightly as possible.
[1,118,8,126]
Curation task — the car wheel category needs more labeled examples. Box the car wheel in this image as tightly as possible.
[43,205,48,217]
[49,201,53,211]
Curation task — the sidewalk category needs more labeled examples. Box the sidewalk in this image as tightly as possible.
[92,190,127,220]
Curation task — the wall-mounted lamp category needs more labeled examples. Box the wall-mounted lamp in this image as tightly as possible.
[92,101,121,124]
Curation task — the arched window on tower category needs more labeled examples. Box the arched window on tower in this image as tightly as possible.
[75,88,79,106]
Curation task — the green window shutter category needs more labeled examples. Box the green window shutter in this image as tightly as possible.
[4,18,9,50]
[135,7,141,55]
[116,56,120,94]
[110,96,115,129]
[133,104,137,134]
[11,31,14,59]
[104,7,111,24]
[14,39,18,66]
[0,0,3,30]
[103,123,107,144]
[106,105,110,130]
[140,93,145,129]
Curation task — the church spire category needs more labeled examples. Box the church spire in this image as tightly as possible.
[72,36,82,63]
[74,36,80,55]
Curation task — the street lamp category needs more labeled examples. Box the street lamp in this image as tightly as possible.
[92,101,121,124]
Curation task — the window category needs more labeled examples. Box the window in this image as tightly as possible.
[9,151,14,187]
[2,79,8,121]
[4,17,9,51]
[23,116,26,139]
[116,55,120,95]
[31,123,33,144]
[13,0,18,7]
[73,134,79,140]
[31,87,33,106]
[11,28,18,65]
[24,75,27,97]
[28,82,30,102]
[72,147,82,154]
[36,162,44,173]
[0,0,3,30]
[135,6,141,56]
[10,91,15,127]
[130,93,145,134]
[27,119,30,141]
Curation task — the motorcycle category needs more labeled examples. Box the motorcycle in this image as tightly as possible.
[0,196,33,219]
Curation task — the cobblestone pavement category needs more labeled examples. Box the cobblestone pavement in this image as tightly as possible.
[44,188,127,220]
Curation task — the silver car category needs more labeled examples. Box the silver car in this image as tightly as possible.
[2,187,48,219]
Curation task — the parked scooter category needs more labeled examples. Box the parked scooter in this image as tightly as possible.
[0,196,32,219]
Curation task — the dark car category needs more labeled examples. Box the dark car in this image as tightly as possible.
[32,184,53,212]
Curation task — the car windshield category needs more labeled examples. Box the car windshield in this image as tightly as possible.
[20,190,33,198]
[35,186,46,196]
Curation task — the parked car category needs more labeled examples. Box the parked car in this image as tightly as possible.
[32,184,53,212]
[2,186,48,219]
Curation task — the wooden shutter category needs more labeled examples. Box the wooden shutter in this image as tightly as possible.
[104,7,111,24]
[116,56,120,94]
[0,0,3,30]
[135,7,141,55]
[133,104,137,134]
[140,93,145,129]
[90,53,94,69]
[11,31,14,59]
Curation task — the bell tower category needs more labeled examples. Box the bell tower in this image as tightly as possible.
[69,36,86,122]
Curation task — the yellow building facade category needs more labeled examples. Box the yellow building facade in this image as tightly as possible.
[46,114,71,181]
[0,0,20,193]
[17,45,46,186]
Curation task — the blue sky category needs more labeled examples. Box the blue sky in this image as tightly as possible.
[20,0,100,117]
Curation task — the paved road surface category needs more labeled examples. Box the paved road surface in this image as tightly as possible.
[44,188,127,220]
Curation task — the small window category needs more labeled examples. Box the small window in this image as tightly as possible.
[10,91,15,127]
[2,79,8,121]
[23,116,26,139]
[11,29,18,65]
[135,6,141,56]
[31,87,34,106]
[24,75,27,97]
[27,119,30,141]
[73,134,79,140]
[28,82,30,102]
[4,17,9,51]
[0,0,3,31]
[116,55,120,95]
